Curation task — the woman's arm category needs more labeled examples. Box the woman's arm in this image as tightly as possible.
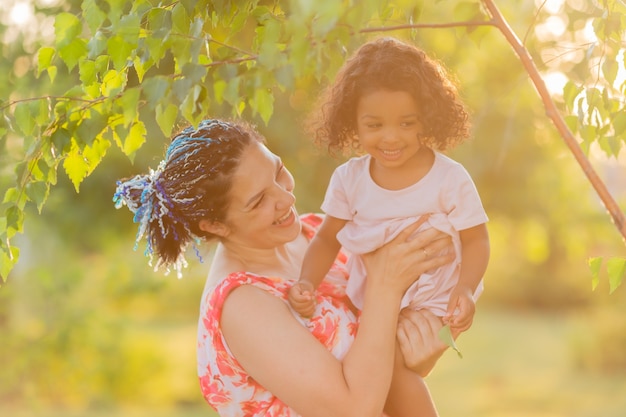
[222,222,453,417]
[396,309,449,377]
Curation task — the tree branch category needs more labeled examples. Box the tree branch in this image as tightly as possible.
[481,0,626,245]
[359,20,495,33]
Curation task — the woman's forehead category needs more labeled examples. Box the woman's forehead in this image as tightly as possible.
[229,143,276,197]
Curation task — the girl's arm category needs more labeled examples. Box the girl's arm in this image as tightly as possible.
[222,223,453,417]
[298,215,347,289]
[456,223,490,295]
[444,223,490,330]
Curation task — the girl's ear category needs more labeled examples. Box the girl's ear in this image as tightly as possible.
[198,219,230,238]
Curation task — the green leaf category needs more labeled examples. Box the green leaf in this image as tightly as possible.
[79,59,97,86]
[101,69,126,96]
[105,0,126,23]
[54,13,83,49]
[58,38,88,71]
[142,77,171,110]
[172,2,191,34]
[81,0,107,33]
[606,257,626,294]
[438,324,463,358]
[156,103,179,137]
[95,55,110,76]
[117,13,141,43]
[34,99,49,125]
[3,187,28,211]
[51,127,72,153]
[83,136,111,172]
[602,58,618,86]
[107,34,134,71]
[75,109,109,145]
[613,111,626,135]
[250,88,274,125]
[87,30,108,59]
[25,181,50,213]
[588,256,602,291]
[47,66,58,83]
[121,121,147,158]
[63,143,90,192]
[180,84,207,125]
[5,206,24,235]
[598,136,621,157]
[37,46,56,77]
[0,245,20,283]
[563,81,582,110]
[14,102,35,136]
[132,56,150,83]
[118,88,141,127]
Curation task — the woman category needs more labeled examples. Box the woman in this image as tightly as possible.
[114,118,454,416]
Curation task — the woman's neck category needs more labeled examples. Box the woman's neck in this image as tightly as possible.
[210,233,308,281]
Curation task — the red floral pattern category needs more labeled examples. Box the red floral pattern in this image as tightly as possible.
[197,213,357,416]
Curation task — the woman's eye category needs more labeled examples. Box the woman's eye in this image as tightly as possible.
[252,195,264,209]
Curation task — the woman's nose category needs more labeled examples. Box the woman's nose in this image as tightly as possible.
[276,188,296,209]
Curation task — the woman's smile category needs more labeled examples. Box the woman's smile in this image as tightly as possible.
[273,207,295,226]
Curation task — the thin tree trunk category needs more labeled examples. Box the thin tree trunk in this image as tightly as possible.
[482,0,626,246]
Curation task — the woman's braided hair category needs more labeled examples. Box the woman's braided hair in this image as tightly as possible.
[113,119,263,277]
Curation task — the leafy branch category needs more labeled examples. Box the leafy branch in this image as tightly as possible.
[1,0,624,289]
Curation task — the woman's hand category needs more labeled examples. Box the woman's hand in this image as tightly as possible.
[361,216,455,295]
[396,309,458,377]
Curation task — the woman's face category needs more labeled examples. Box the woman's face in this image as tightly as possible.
[219,141,301,249]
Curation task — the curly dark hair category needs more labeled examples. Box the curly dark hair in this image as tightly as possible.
[113,119,264,274]
[308,37,470,155]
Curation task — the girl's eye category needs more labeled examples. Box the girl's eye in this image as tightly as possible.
[366,123,381,129]
[401,121,417,127]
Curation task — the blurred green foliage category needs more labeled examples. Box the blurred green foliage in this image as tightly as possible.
[1,0,626,415]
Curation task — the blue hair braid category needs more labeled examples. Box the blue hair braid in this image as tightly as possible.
[113,118,262,278]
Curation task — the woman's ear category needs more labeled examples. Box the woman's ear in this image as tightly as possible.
[198,219,230,238]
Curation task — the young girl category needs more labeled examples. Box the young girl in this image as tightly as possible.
[288,37,490,414]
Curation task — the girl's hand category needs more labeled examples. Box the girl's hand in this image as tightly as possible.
[444,285,475,332]
[362,217,455,295]
[287,280,316,318]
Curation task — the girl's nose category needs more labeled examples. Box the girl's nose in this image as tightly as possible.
[382,126,399,143]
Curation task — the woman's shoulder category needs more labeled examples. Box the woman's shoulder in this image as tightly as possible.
[299,212,325,240]
[205,271,289,311]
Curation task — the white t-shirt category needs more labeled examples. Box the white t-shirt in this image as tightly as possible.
[321,152,488,313]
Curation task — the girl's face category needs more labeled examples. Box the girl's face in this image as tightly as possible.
[218,141,300,249]
[356,89,425,171]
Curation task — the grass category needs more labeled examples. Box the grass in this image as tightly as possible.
[427,308,626,417]
[2,307,625,417]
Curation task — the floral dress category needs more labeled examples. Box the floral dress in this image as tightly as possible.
[197,213,358,416]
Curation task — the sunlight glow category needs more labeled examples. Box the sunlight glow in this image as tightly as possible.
[9,2,33,26]
[543,71,569,96]
[536,0,566,14]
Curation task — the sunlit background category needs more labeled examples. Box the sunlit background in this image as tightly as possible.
[1,0,625,416]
